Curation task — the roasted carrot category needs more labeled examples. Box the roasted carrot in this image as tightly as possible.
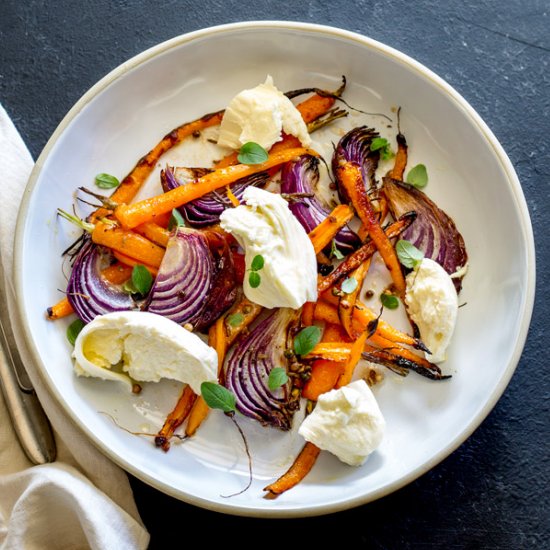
[115,147,317,229]
[307,204,355,254]
[92,111,225,222]
[100,262,133,284]
[338,259,371,338]
[111,251,159,276]
[302,359,345,401]
[336,329,370,387]
[133,221,170,247]
[335,161,406,297]
[317,212,416,294]
[46,296,74,320]
[91,221,165,268]
[301,301,316,327]
[264,442,321,496]
[390,132,408,181]
[154,385,197,451]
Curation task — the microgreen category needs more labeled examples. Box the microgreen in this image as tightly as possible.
[268,367,289,391]
[341,277,359,294]
[370,137,394,161]
[226,312,244,327]
[123,265,153,296]
[396,240,425,269]
[406,164,428,188]
[237,142,269,165]
[330,239,344,260]
[293,325,322,356]
[248,254,264,288]
[380,292,400,309]
[66,318,85,346]
[95,173,120,189]
[168,208,185,230]
[201,382,236,413]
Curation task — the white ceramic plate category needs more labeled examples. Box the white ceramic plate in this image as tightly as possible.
[14,21,535,517]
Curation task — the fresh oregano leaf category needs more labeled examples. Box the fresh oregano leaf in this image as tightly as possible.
[226,312,244,327]
[201,382,236,413]
[380,292,400,309]
[237,142,269,165]
[248,271,261,288]
[95,173,120,189]
[341,277,359,294]
[268,367,289,391]
[131,265,153,296]
[168,208,185,230]
[250,254,265,271]
[293,325,322,356]
[330,239,344,260]
[66,318,85,346]
[370,137,394,160]
[406,164,428,188]
[396,239,425,269]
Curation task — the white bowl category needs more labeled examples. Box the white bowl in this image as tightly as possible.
[14,21,535,517]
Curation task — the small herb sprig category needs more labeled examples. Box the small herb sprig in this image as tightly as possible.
[248,254,264,288]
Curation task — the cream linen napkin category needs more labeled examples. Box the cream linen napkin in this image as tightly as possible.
[0,104,150,550]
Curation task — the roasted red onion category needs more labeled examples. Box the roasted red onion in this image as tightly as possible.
[280,155,360,255]
[332,126,380,203]
[223,308,301,430]
[382,177,468,292]
[161,166,269,227]
[66,237,136,324]
[145,227,237,331]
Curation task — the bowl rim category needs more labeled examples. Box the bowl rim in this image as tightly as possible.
[14,20,536,517]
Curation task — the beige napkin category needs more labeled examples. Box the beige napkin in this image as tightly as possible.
[0,104,150,550]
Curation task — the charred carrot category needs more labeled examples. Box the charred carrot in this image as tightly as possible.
[335,161,406,297]
[336,329,370,387]
[302,359,345,401]
[338,259,371,338]
[307,204,355,254]
[317,212,416,294]
[100,262,133,284]
[154,385,197,451]
[115,147,317,229]
[46,296,74,320]
[264,442,321,496]
[91,221,165,267]
[133,221,171,247]
[301,301,316,327]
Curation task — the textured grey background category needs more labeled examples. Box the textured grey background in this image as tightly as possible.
[1,1,548,548]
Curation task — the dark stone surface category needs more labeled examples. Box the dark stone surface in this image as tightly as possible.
[1,1,548,548]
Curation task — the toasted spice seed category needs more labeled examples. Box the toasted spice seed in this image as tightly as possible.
[365,289,375,299]
[132,383,142,394]
[192,130,201,138]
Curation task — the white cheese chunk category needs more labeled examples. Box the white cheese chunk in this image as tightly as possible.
[72,311,217,392]
[298,380,386,466]
[217,75,311,151]
[219,187,317,309]
[405,258,459,363]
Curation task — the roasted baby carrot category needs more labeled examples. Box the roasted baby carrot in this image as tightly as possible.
[307,204,355,254]
[115,147,317,229]
[46,296,74,320]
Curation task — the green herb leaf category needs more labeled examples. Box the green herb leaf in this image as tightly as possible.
[341,277,359,294]
[122,279,137,295]
[95,173,120,189]
[330,239,344,260]
[248,271,261,288]
[201,382,236,413]
[250,254,265,271]
[66,318,85,346]
[268,367,289,390]
[168,209,185,230]
[396,239,425,269]
[237,142,269,165]
[406,164,428,188]
[226,312,244,327]
[293,325,322,356]
[131,265,153,296]
[370,137,394,161]
[380,292,400,309]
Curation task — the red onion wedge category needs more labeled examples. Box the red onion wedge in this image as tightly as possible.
[332,126,380,203]
[66,237,136,324]
[281,155,361,255]
[382,177,468,292]
[145,227,237,332]
[223,308,301,430]
[161,166,269,227]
